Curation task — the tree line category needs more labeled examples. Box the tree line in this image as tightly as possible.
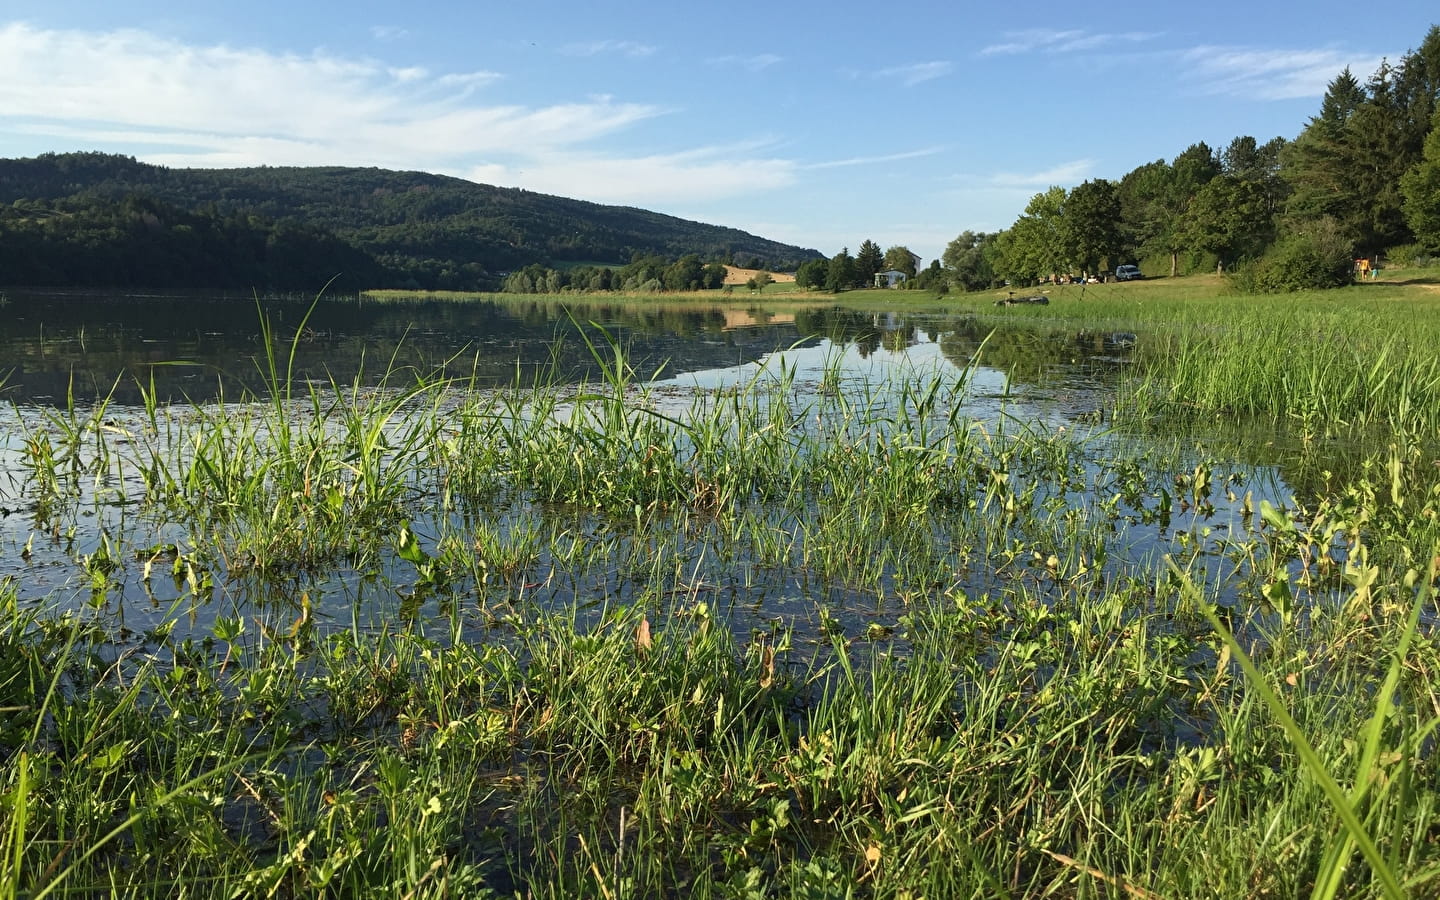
[501,255,730,293]
[937,24,1440,293]
[792,240,942,293]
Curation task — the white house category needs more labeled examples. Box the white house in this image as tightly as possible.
[874,269,908,288]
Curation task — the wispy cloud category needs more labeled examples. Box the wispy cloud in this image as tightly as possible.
[560,39,656,58]
[989,159,1095,188]
[806,147,944,170]
[465,144,796,206]
[708,54,782,72]
[981,29,1158,56]
[875,61,953,86]
[370,25,409,42]
[1180,45,1386,100]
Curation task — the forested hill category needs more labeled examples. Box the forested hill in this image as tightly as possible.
[0,152,823,291]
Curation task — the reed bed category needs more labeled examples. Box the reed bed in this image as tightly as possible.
[2,314,1440,897]
[973,276,1440,443]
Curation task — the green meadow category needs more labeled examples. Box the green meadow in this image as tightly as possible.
[4,274,1440,897]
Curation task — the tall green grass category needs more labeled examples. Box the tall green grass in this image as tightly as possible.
[5,309,1440,895]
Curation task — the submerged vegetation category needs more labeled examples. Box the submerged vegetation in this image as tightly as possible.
[3,287,1440,897]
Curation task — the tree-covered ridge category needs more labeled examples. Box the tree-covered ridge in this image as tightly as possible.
[0,153,823,291]
[943,24,1440,293]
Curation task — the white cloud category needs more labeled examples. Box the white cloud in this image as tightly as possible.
[463,145,797,206]
[0,23,652,166]
[981,29,1159,56]
[1180,45,1387,100]
[875,61,953,87]
[560,39,656,58]
[806,147,944,170]
[989,159,1096,188]
[0,23,826,208]
[708,54,783,72]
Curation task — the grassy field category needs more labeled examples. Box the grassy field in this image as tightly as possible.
[5,281,1440,896]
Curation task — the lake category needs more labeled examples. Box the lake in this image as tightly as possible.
[0,289,1303,647]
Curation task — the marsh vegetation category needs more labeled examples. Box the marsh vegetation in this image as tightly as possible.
[3,280,1440,897]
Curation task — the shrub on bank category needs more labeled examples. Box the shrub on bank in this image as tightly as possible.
[1230,217,1354,292]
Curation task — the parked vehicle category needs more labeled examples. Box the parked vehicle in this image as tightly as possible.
[1115,264,1142,281]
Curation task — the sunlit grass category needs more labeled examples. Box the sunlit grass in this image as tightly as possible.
[4,306,1440,896]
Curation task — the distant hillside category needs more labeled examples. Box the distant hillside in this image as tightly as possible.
[0,152,823,291]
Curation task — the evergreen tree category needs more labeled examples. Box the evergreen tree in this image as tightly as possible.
[854,240,884,288]
[1116,145,1219,276]
[1283,59,1421,254]
[1394,27,1440,160]
[1221,135,1289,214]
[826,247,856,293]
[1315,67,1367,136]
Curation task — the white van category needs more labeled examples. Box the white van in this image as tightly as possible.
[1115,265,1142,281]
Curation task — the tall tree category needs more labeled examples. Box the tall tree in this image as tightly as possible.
[1315,67,1367,135]
[882,245,919,277]
[1394,27,1440,160]
[1402,105,1440,251]
[1061,179,1122,275]
[1221,135,1289,213]
[1182,175,1273,271]
[942,230,996,291]
[995,187,1067,284]
[1117,145,1219,276]
[663,254,704,290]
[854,239,884,287]
[826,247,856,293]
[1117,159,1170,263]
[795,258,829,289]
[1284,61,1419,254]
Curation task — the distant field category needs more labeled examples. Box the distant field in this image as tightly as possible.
[722,265,797,286]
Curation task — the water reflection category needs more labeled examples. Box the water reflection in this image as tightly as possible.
[0,290,1138,408]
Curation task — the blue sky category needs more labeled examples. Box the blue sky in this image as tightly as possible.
[1,2,1434,264]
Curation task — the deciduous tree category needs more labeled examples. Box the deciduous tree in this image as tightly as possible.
[1402,105,1440,251]
[882,245,919,277]
[795,258,828,289]
[1182,175,1273,271]
[942,230,996,291]
[996,187,1067,284]
[1061,179,1122,276]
